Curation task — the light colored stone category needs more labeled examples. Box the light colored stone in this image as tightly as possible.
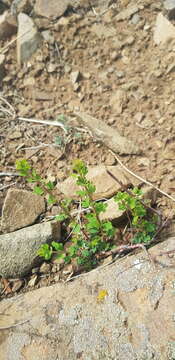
[11,0,32,15]
[70,70,80,84]
[17,12,42,65]
[0,221,60,278]
[164,0,175,10]
[60,165,140,200]
[34,0,69,19]
[0,10,17,40]
[1,188,45,233]
[115,5,139,21]
[154,13,175,45]
[99,197,125,222]
[75,112,140,155]
[0,237,174,359]
[110,89,128,114]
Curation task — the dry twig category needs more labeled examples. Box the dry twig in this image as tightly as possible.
[109,150,175,202]
[0,319,30,331]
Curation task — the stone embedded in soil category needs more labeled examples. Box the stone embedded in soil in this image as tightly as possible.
[154,13,175,45]
[17,12,42,65]
[1,188,45,233]
[34,0,70,19]
[99,197,125,222]
[59,165,140,201]
[75,112,140,155]
[0,237,175,359]
[115,5,139,21]
[11,0,32,15]
[164,0,175,10]
[110,89,128,115]
[0,10,17,40]
[0,221,61,278]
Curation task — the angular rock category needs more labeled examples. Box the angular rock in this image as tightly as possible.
[34,0,69,20]
[1,188,45,233]
[0,237,174,358]
[11,0,32,15]
[0,10,17,40]
[60,165,140,200]
[75,112,140,155]
[17,12,42,65]
[164,0,175,8]
[0,221,60,278]
[115,5,139,21]
[99,197,125,222]
[154,13,175,45]
[110,89,128,115]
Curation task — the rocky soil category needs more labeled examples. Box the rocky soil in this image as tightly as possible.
[0,0,175,297]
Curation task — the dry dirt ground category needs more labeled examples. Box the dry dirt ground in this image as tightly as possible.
[0,0,175,295]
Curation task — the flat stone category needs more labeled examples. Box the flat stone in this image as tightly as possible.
[110,89,128,115]
[0,221,60,278]
[70,70,81,84]
[0,10,17,40]
[34,0,69,19]
[11,0,32,15]
[115,5,139,21]
[154,13,175,45]
[99,197,125,222]
[1,188,45,233]
[164,0,175,10]
[17,12,42,65]
[59,165,140,200]
[75,112,140,155]
[0,237,174,358]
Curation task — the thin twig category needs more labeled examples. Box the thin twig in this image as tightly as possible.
[17,117,68,133]
[0,29,30,54]
[0,182,16,191]
[0,172,20,177]
[0,319,30,331]
[109,150,175,202]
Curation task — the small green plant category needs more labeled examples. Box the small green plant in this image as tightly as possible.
[16,159,158,270]
[114,188,157,243]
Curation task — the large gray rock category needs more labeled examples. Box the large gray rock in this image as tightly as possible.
[1,188,45,233]
[0,237,174,359]
[17,12,42,65]
[0,221,60,278]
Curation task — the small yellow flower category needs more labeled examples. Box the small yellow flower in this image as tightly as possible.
[97,289,108,303]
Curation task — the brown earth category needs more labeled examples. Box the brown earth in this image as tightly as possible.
[0,0,175,296]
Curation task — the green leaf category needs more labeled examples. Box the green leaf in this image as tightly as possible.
[72,159,88,176]
[82,198,90,208]
[55,213,68,222]
[76,190,87,198]
[16,159,31,176]
[51,241,64,251]
[55,135,64,147]
[94,202,107,214]
[102,221,115,237]
[46,181,55,190]
[33,186,44,196]
[37,244,52,260]
[47,194,57,205]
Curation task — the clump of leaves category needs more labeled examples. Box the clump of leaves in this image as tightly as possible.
[114,188,157,243]
[16,159,157,270]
